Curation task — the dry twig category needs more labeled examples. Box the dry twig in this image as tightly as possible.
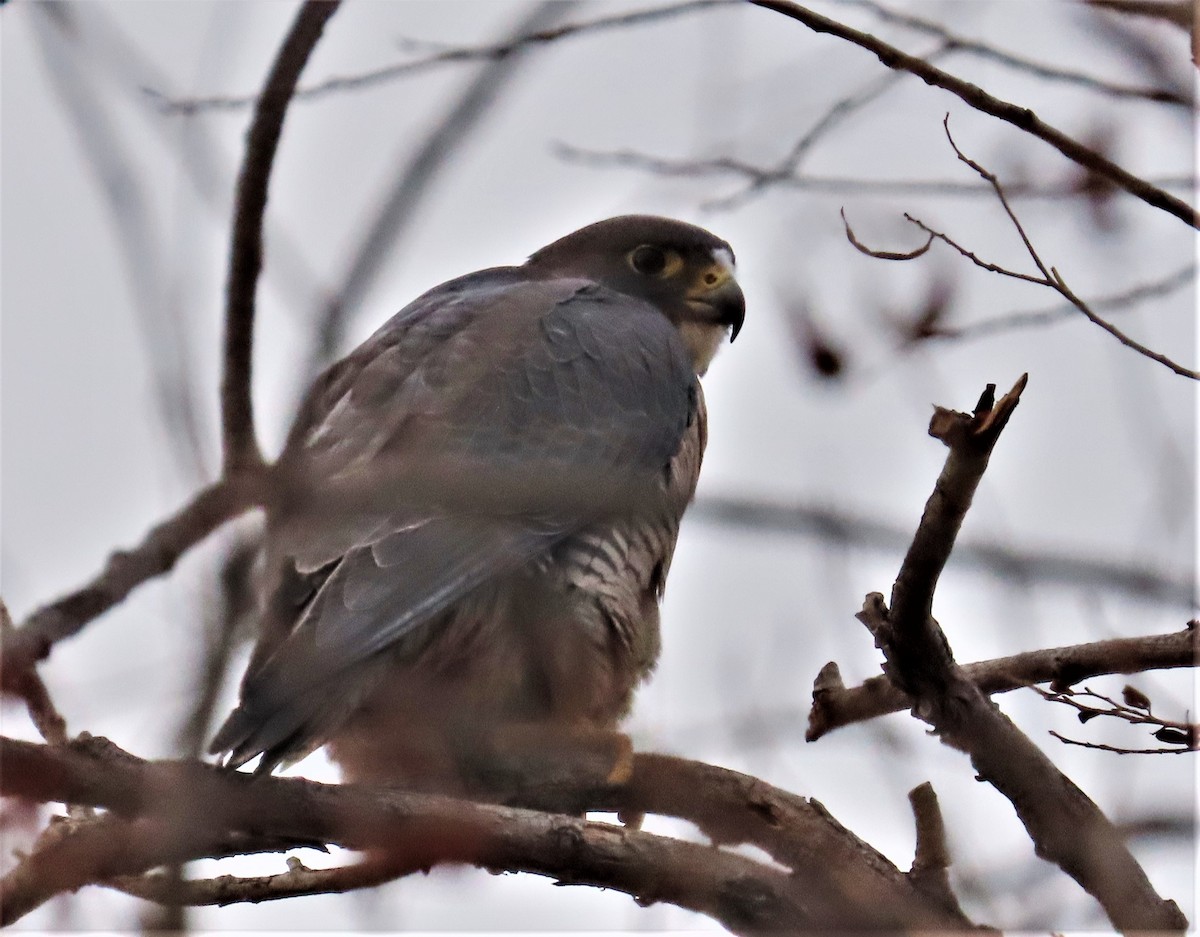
[150,0,735,114]
[838,0,1192,106]
[850,118,1198,378]
[1036,684,1198,754]
[748,0,1199,228]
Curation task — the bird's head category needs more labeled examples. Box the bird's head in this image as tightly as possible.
[525,215,745,375]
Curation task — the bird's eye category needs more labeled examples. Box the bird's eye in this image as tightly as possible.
[629,245,669,277]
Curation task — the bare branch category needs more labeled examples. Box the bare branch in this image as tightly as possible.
[807,624,1199,740]
[1047,731,1195,755]
[943,263,1195,342]
[107,855,404,907]
[690,495,1194,605]
[747,0,1199,227]
[841,208,933,259]
[151,0,735,115]
[1086,0,1193,31]
[906,783,964,915]
[1035,685,1198,753]
[2,477,263,684]
[0,736,978,931]
[853,375,1188,932]
[850,119,1200,378]
[221,0,341,472]
[837,0,1193,106]
[555,142,1194,201]
[0,601,67,746]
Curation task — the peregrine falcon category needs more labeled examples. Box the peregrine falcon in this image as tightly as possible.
[210,216,744,785]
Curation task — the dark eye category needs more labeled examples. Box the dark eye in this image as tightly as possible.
[630,245,668,276]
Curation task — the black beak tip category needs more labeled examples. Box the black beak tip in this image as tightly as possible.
[724,289,746,343]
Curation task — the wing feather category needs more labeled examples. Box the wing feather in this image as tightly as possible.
[211,270,696,768]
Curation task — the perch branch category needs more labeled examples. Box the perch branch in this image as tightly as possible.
[0,735,977,931]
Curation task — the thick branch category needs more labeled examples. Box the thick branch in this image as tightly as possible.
[0,736,975,931]
[857,376,1187,933]
[807,625,1199,740]
[221,0,340,471]
[747,0,1199,228]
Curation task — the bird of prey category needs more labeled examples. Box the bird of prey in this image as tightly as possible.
[210,215,744,787]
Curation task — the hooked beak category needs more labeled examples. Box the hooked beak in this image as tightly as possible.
[686,276,746,342]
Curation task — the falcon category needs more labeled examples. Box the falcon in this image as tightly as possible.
[210,216,744,786]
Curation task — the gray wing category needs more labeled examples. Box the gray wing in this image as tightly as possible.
[211,270,696,769]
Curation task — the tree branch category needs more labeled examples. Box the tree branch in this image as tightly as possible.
[853,118,1199,378]
[2,478,263,687]
[807,624,1198,740]
[151,0,735,114]
[747,0,1199,228]
[690,495,1194,605]
[0,736,977,931]
[221,0,340,472]
[838,0,1192,106]
[854,375,1187,933]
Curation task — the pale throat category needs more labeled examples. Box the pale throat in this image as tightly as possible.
[678,321,729,375]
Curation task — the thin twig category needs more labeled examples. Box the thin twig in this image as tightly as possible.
[939,118,1198,378]
[747,0,1199,228]
[1047,732,1195,755]
[107,855,405,907]
[150,0,735,115]
[221,0,341,472]
[690,494,1194,604]
[705,44,955,210]
[851,118,1199,378]
[836,0,1193,106]
[1034,685,1198,753]
[944,264,1195,342]
[842,208,933,259]
[555,143,1195,201]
